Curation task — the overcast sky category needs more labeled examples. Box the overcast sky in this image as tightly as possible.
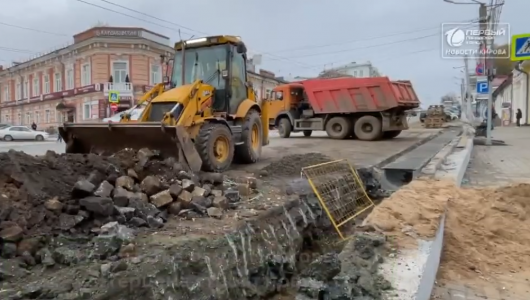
[0,0,526,105]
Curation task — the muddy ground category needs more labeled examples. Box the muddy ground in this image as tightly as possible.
[0,146,389,300]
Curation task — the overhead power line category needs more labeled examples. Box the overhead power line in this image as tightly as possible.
[267,19,477,54]
[74,0,196,37]
[0,46,36,54]
[313,22,479,70]
[0,21,68,37]
[99,0,206,36]
[80,0,467,70]
[83,0,315,69]
[0,0,479,71]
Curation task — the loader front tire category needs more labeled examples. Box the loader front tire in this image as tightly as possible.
[195,123,234,172]
[235,109,262,164]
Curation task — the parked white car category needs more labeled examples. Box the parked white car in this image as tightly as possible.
[102,105,146,122]
[0,126,50,141]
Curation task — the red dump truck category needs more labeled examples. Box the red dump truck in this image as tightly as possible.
[267,77,420,141]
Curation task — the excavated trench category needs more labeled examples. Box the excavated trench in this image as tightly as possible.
[88,175,391,300]
[0,149,394,300]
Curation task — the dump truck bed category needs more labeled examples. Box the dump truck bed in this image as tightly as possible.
[301,77,420,114]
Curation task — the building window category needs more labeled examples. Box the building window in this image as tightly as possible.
[359,70,364,77]
[15,82,21,100]
[17,113,21,125]
[35,111,40,124]
[45,110,50,123]
[3,115,8,123]
[44,75,50,94]
[3,85,9,102]
[23,78,29,99]
[353,71,358,77]
[66,67,74,90]
[56,111,63,123]
[82,98,96,120]
[112,61,128,83]
[54,72,62,92]
[83,103,90,120]
[33,76,40,96]
[81,63,91,86]
[150,64,161,85]
[25,112,31,125]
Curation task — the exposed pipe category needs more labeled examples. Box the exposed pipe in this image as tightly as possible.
[515,62,529,125]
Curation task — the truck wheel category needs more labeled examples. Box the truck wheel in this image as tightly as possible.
[278,118,292,138]
[303,130,312,137]
[195,123,234,172]
[325,116,351,139]
[382,130,402,139]
[354,115,382,141]
[235,109,262,164]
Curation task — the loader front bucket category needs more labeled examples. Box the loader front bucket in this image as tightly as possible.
[59,122,203,173]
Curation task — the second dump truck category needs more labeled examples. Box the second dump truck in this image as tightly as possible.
[266,77,420,140]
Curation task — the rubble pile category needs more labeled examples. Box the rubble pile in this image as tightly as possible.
[0,148,246,262]
[0,148,388,300]
[297,233,391,300]
[1,177,332,300]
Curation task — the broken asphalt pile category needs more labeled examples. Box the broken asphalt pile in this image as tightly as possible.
[0,148,244,264]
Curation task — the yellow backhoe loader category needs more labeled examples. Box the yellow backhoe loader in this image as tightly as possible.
[59,36,269,173]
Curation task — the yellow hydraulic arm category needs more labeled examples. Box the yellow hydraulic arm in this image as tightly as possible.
[120,83,167,122]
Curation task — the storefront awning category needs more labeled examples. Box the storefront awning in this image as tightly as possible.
[56,102,76,112]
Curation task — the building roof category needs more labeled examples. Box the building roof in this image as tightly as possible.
[0,26,170,73]
[492,74,513,98]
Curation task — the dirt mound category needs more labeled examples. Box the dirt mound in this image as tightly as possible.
[440,183,530,280]
[261,153,333,177]
[0,150,122,235]
[363,179,454,248]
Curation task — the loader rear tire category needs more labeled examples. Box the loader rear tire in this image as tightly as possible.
[235,109,262,164]
[195,123,234,172]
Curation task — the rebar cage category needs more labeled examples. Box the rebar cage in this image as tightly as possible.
[302,159,374,239]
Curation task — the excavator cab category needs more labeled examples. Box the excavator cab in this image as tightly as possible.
[59,36,268,173]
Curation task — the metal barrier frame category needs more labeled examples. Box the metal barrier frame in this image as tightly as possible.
[301,159,374,239]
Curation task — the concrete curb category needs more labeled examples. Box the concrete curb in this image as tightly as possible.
[420,135,460,176]
[414,133,474,300]
[367,130,444,172]
[379,130,475,300]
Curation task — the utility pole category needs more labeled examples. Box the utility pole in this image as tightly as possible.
[463,54,472,121]
[480,3,493,145]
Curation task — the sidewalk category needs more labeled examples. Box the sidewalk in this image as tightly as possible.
[463,126,530,186]
[431,126,530,300]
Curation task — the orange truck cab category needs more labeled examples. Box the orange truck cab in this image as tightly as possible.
[267,77,420,141]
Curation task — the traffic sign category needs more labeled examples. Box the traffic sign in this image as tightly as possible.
[476,81,489,94]
[108,91,120,103]
[475,63,484,75]
[110,103,118,112]
[511,33,530,61]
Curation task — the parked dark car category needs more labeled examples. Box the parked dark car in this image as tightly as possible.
[420,112,427,123]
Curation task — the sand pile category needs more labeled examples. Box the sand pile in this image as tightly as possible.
[363,179,454,247]
[363,178,530,281]
[440,183,530,280]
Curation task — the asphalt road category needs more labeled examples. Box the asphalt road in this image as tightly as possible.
[0,116,435,171]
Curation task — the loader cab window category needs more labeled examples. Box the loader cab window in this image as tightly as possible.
[229,49,247,114]
[172,45,228,90]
